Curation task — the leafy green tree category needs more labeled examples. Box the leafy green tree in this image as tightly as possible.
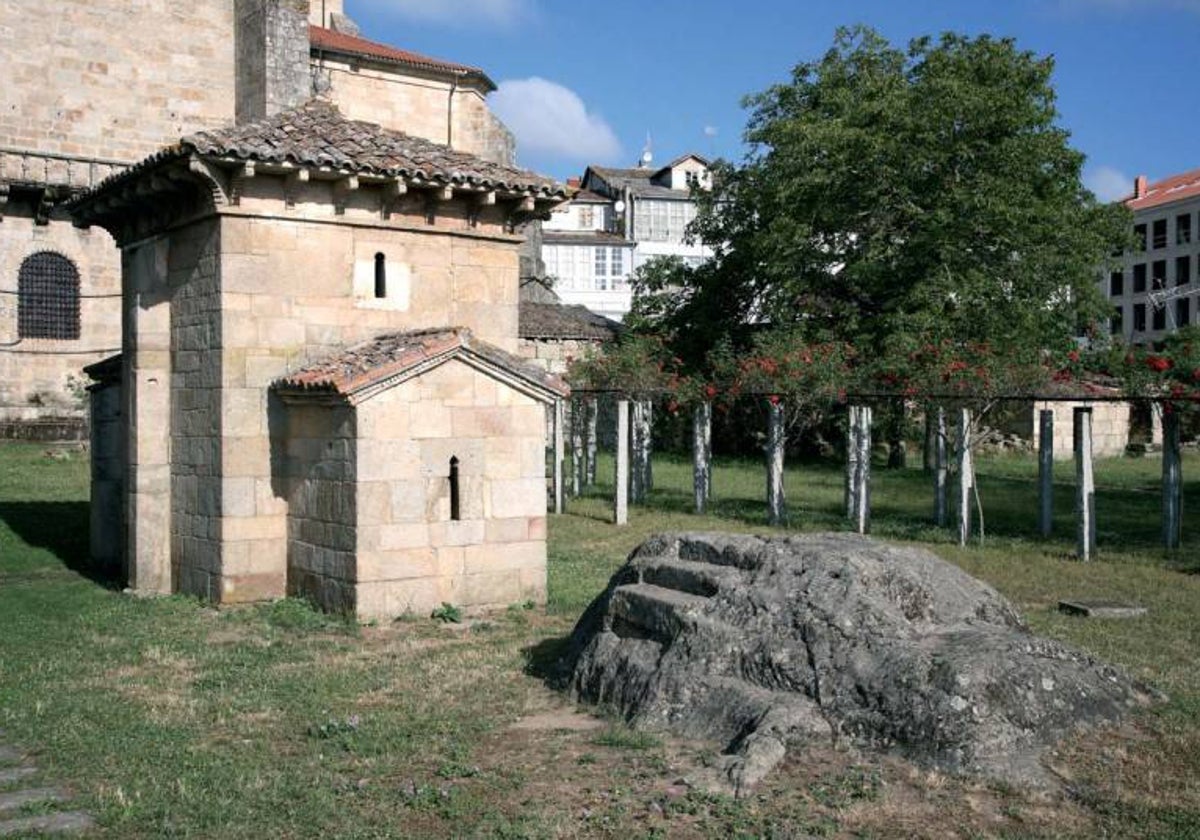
[636,26,1130,388]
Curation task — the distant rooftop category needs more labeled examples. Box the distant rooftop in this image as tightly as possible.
[1125,167,1200,212]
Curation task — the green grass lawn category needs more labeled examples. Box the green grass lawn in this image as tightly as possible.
[1,441,1199,838]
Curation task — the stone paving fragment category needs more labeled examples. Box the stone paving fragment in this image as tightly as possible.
[0,811,94,837]
[0,768,36,786]
[0,787,68,812]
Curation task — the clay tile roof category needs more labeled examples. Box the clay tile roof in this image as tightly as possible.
[1125,167,1200,211]
[275,327,568,402]
[309,25,495,91]
[519,303,623,342]
[542,230,631,246]
[182,99,563,196]
[569,190,611,204]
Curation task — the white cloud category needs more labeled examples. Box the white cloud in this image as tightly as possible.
[704,125,719,138]
[490,77,622,165]
[1085,165,1133,203]
[372,0,533,28]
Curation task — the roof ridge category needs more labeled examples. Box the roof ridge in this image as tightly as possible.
[309,25,494,90]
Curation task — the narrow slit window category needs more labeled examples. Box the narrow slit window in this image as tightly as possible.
[374,253,387,299]
[449,456,461,521]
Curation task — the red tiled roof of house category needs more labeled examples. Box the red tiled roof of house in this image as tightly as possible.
[274,327,568,403]
[310,26,495,91]
[1125,167,1200,211]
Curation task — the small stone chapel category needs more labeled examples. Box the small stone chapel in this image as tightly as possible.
[73,100,567,619]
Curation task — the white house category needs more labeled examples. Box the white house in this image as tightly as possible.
[1104,168,1200,344]
[542,153,713,321]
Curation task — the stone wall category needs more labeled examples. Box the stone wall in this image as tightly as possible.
[352,359,547,618]
[320,58,515,166]
[1030,400,1132,461]
[517,337,601,376]
[286,402,358,613]
[0,206,122,433]
[235,0,312,123]
[168,220,227,600]
[0,0,238,163]
[88,373,124,575]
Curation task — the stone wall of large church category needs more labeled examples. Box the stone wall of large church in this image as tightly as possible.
[0,205,122,436]
[319,58,516,166]
[0,0,238,162]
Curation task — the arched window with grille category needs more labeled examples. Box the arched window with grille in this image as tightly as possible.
[18,252,80,340]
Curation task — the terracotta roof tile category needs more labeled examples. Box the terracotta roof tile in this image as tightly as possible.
[519,303,622,341]
[542,230,632,246]
[182,99,562,196]
[1125,167,1200,211]
[275,327,568,402]
[310,26,495,90]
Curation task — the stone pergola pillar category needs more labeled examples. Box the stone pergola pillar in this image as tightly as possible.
[1038,409,1054,538]
[933,407,948,528]
[1162,407,1182,550]
[956,408,973,547]
[693,402,712,515]
[766,400,786,526]
[552,399,566,514]
[847,405,872,534]
[570,398,584,498]
[585,397,598,487]
[614,399,629,525]
[1074,407,1096,561]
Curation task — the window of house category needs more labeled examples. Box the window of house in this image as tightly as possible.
[1152,219,1168,249]
[1134,303,1147,331]
[578,206,595,228]
[685,171,700,188]
[1134,224,1147,252]
[1152,260,1167,290]
[1111,306,1124,335]
[18,252,81,340]
[1177,298,1191,327]
[610,248,625,287]
[1176,255,1191,287]
[1153,305,1166,331]
[594,246,608,280]
[634,202,670,242]
[1177,213,1192,246]
[1133,263,1147,293]
[1109,270,1124,297]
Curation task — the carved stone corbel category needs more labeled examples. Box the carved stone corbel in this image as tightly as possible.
[379,178,407,219]
[332,174,359,215]
[284,168,310,209]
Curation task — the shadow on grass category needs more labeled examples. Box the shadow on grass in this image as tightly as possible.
[523,634,573,690]
[0,501,122,588]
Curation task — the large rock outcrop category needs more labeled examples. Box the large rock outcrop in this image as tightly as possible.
[566,533,1155,793]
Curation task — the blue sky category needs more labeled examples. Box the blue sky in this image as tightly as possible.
[346,0,1199,199]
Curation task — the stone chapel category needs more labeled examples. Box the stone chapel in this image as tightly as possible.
[58,1,571,618]
[0,0,515,438]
